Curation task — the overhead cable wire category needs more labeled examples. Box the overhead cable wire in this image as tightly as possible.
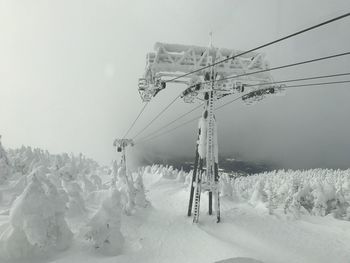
[122,102,149,139]
[137,79,350,144]
[203,51,350,86]
[137,71,350,142]
[133,13,350,141]
[133,12,350,142]
[166,12,350,83]
[243,72,350,89]
[131,93,182,140]
[136,103,205,142]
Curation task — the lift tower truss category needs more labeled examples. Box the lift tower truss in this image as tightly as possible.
[138,42,284,223]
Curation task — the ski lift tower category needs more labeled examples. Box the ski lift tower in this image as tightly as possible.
[113,138,134,183]
[138,42,284,223]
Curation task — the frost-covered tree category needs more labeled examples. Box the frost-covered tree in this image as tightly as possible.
[176,169,186,183]
[220,174,233,199]
[85,188,124,256]
[332,187,350,219]
[0,135,11,184]
[249,180,267,206]
[184,170,193,187]
[265,180,277,215]
[90,173,102,190]
[63,180,87,218]
[80,174,96,193]
[116,167,136,215]
[312,185,326,216]
[0,176,72,259]
[284,178,301,215]
[134,174,147,207]
[111,160,119,187]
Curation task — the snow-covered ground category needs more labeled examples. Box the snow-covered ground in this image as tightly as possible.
[2,169,350,262]
[1,145,350,263]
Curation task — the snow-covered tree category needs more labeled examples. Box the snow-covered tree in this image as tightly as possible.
[332,187,350,219]
[134,174,148,207]
[0,175,72,259]
[184,170,193,187]
[220,174,233,199]
[176,169,186,183]
[90,173,102,190]
[265,180,277,215]
[63,180,87,218]
[111,160,119,187]
[116,167,136,215]
[312,183,328,216]
[249,180,267,206]
[85,188,124,256]
[284,178,301,215]
[0,136,11,184]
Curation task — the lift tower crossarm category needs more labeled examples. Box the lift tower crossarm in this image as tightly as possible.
[138,42,283,103]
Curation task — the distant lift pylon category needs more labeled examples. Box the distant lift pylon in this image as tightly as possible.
[138,41,284,223]
[113,138,134,186]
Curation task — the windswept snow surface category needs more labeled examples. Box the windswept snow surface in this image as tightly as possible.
[1,164,350,262]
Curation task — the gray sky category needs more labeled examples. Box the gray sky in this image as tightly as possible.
[1,0,350,169]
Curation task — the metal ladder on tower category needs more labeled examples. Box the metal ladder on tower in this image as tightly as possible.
[207,91,215,185]
[206,91,221,222]
[193,168,202,223]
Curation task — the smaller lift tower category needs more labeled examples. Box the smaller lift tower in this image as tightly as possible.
[113,138,135,187]
[138,42,284,223]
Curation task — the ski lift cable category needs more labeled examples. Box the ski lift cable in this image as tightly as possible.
[165,12,350,83]
[135,53,350,142]
[243,72,350,89]
[122,102,149,139]
[131,93,182,140]
[136,79,350,144]
[202,51,350,86]
[132,14,350,141]
[137,71,350,142]
[215,80,350,111]
[136,102,205,142]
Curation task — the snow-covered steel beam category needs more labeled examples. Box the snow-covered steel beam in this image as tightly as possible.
[138,42,276,102]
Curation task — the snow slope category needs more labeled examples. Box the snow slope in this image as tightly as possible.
[2,170,348,263]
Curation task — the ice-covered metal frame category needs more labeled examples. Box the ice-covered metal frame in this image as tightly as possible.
[138,42,283,103]
[113,139,134,152]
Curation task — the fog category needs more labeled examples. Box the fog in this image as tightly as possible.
[1,0,350,169]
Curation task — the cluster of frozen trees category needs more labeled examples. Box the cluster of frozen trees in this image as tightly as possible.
[142,164,191,184]
[84,161,149,256]
[0,142,105,259]
[0,144,104,211]
[5,145,99,181]
[143,163,350,221]
[220,169,350,220]
[0,141,148,259]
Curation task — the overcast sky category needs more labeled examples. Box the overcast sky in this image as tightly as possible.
[1,0,350,169]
